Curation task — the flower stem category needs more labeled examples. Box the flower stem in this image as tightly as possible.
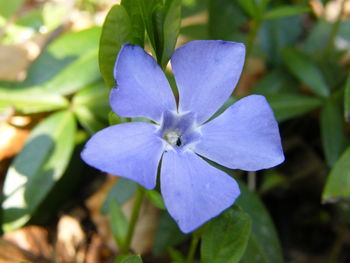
[326,0,346,56]
[246,18,261,59]
[121,185,145,255]
[186,230,201,263]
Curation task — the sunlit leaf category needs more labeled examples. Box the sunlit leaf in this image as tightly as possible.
[120,255,143,263]
[0,0,23,18]
[72,81,109,134]
[2,111,76,232]
[43,49,100,95]
[0,90,68,114]
[99,4,132,88]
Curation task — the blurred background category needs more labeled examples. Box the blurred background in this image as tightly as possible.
[0,0,350,262]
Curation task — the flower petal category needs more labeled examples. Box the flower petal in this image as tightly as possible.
[111,44,176,123]
[161,150,240,233]
[81,122,165,189]
[195,95,285,171]
[171,40,245,124]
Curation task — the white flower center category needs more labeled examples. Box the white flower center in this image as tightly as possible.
[164,130,182,146]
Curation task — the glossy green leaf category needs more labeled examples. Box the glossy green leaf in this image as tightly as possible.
[137,0,163,60]
[264,6,310,19]
[321,100,347,167]
[72,81,109,134]
[145,190,165,210]
[282,47,330,97]
[0,27,100,102]
[120,255,143,263]
[121,0,145,46]
[201,206,251,263]
[153,212,188,255]
[0,90,68,114]
[99,4,132,88]
[109,201,129,249]
[160,0,181,67]
[237,182,283,263]
[43,49,100,95]
[265,94,322,122]
[345,73,350,122]
[26,27,101,86]
[2,111,76,232]
[322,147,350,202]
[137,0,181,66]
[0,0,23,18]
[74,106,106,134]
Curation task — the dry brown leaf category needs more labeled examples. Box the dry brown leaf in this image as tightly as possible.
[2,225,51,263]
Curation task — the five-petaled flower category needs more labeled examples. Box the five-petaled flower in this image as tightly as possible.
[81,40,284,233]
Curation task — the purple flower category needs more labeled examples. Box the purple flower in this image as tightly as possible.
[81,40,284,233]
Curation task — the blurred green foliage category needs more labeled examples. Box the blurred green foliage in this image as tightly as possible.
[1,0,350,262]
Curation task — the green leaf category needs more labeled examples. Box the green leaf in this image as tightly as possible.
[201,206,251,263]
[72,81,109,134]
[320,100,347,167]
[168,247,187,263]
[26,27,101,86]
[208,0,247,41]
[264,6,310,19]
[322,147,350,202]
[137,0,163,60]
[2,111,76,232]
[237,182,283,263]
[345,73,350,122]
[145,190,165,210]
[121,0,145,46]
[137,0,181,66]
[99,4,133,88]
[282,47,330,97]
[265,93,322,122]
[153,212,188,256]
[101,178,137,214]
[236,0,258,18]
[109,201,129,249]
[259,17,302,65]
[160,0,181,67]
[253,70,298,95]
[0,90,68,114]
[42,49,100,95]
[120,255,143,263]
[0,0,23,18]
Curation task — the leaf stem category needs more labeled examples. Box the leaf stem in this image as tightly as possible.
[121,185,145,255]
[246,18,261,58]
[186,229,201,263]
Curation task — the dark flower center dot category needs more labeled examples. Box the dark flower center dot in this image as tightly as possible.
[176,137,182,147]
[159,110,201,150]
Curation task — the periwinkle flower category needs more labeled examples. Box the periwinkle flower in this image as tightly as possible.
[81,40,284,233]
